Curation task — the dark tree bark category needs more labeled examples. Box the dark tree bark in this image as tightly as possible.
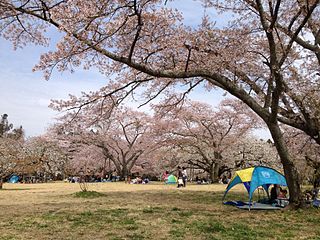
[268,122,302,207]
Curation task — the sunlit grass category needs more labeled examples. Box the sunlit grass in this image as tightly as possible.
[0,182,319,239]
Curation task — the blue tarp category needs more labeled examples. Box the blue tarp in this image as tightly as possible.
[9,175,19,183]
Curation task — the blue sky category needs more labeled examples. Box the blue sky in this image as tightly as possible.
[0,1,224,137]
[0,39,108,136]
[0,1,268,138]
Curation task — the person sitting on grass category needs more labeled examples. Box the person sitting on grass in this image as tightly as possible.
[270,184,280,203]
[270,185,289,207]
[162,171,169,182]
[278,189,288,199]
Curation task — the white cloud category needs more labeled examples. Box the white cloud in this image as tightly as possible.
[35,98,51,107]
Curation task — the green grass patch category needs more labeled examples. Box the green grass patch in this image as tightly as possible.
[192,220,226,234]
[178,210,193,217]
[224,223,259,239]
[74,190,105,198]
[109,208,128,217]
[124,233,145,240]
[142,206,162,213]
[0,235,17,240]
[169,228,186,239]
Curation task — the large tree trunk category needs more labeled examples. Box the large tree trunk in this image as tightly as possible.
[212,163,220,183]
[314,167,320,189]
[0,178,3,189]
[208,164,215,183]
[268,123,302,207]
[211,152,223,183]
[120,165,129,180]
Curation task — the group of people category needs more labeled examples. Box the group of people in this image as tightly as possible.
[270,184,288,201]
[195,176,209,184]
[128,176,150,184]
[269,184,320,208]
[269,184,289,207]
[218,175,231,184]
[163,167,217,187]
[305,188,319,203]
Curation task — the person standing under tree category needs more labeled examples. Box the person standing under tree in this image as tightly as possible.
[182,167,187,187]
[177,166,183,188]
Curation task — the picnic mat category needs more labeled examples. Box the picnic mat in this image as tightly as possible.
[237,203,281,210]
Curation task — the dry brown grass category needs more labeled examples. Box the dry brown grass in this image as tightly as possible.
[0,182,229,215]
[0,182,319,240]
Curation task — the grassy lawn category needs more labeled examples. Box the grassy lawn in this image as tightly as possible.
[0,182,319,240]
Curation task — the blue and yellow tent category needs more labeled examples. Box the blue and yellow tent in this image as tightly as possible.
[223,166,287,203]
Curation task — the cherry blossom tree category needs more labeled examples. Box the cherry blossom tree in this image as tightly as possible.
[0,138,23,188]
[154,98,260,182]
[283,127,320,188]
[2,0,320,205]
[22,136,67,181]
[47,124,107,178]
[50,106,164,180]
[148,145,190,178]
[228,137,280,170]
[224,0,320,141]
[64,144,107,185]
